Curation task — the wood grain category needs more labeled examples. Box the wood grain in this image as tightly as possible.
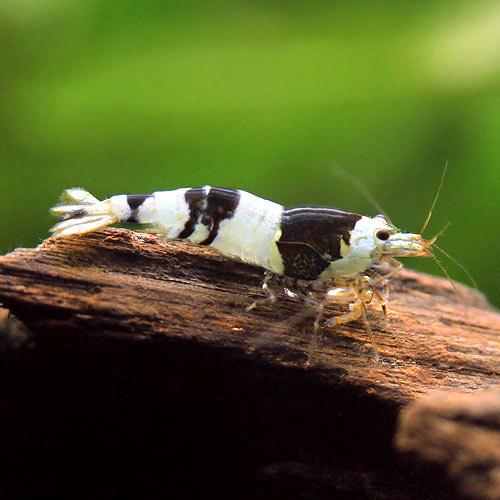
[0,228,497,401]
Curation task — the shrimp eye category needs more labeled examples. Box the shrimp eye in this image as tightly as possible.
[376,230,391,241]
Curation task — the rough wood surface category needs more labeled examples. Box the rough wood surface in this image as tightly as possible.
[0,228,498,402]
[396,389,500,500]
[0,228,499,499]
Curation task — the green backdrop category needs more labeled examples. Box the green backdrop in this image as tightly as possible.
[1,1,499,306]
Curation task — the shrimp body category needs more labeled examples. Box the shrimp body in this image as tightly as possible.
[51,186,429,281]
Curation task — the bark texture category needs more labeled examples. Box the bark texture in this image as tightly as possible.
[0,228,498,499]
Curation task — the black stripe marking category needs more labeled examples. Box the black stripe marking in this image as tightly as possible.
[178,188,207,239]
[178,187,240,244]
[200,187,240,245]
[276,241,331,280]
[277,206,362,280]
[126,194,150,222]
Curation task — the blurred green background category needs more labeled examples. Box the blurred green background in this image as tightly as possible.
[1,1,499,305]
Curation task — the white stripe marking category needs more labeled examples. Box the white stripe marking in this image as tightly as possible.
[153,188,191,238]
[210,190,284,273]
[111,195,132,222]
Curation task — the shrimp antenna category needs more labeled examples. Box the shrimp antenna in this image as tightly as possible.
[428,250,461,298]
[331,166,393,224]
[429,250,470,326]
[426,221,452,247]
[420,161,448,237]
[433,243,478,290]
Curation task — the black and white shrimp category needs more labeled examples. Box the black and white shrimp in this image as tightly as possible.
[50,185,442,338]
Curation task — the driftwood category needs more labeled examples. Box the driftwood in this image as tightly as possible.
[0,228,498,499]
[396,389,500,500]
